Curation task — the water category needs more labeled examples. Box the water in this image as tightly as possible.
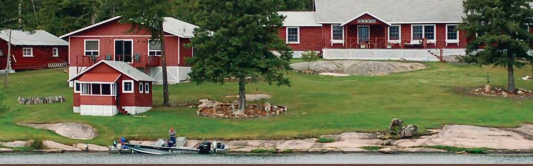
[2,153,533,164]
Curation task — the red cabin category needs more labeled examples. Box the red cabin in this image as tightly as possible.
[0,30,68,71]
[68,60,154,116]
[61,16,197,86]
[278,0,470,61]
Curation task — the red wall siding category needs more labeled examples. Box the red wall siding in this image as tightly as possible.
[68,20,187,67]
[322,24,345,48]
[279,27,324,51]
[179,38,193,66]
[0,39,68,70]
[72,63,152,107]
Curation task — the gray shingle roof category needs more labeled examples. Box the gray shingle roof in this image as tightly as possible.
[278,11,321,27]
[315,0,465,24]
[68,60,154,82]
[0,30,68,46]
[60,16,198,39]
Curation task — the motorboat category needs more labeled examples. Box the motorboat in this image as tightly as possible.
[109,137,229,155]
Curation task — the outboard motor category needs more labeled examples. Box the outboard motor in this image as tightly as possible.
[198,141,212,154]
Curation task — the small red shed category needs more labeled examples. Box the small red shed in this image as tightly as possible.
[68,60,154,116]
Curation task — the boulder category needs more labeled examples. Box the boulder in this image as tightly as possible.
[19,123,98,140]
[73,143,109,152]
[382,139,393,146]
[398,125,418,139]
[198,99,215,108]
[264,102,271,112]
[43,140,81,152]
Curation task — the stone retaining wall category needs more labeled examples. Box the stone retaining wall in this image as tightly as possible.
[18,96,66,105]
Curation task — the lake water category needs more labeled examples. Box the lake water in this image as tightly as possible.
[2,153,533,164]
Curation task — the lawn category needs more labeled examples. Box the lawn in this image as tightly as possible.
[0,62,532,145]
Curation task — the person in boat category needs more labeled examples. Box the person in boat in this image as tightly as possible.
[119,137,129,149]
[168,127,176,147]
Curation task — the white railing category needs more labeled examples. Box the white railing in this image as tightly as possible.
[323,49,446,62]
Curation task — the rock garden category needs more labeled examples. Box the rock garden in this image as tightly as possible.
[197,94,288,119]
[291,61,428,76]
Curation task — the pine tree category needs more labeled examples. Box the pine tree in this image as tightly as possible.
[461,0,533,92]
[118,0,172,107]
[188,0,293,113]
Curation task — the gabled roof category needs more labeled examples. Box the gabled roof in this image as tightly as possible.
[68,60,154,82]
[0,30,68,46]
[315,0,464,24]
[60,16,198,39]
[278,11,321,27]
[340,12,391,26]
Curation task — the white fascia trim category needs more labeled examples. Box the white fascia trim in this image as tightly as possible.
[60,16,122,39]
[388,25,402,44]
[390,21,462,24]
[67,61,154,82]
[60,16,183,38]
[285,27,300,44]
[340,12,391,26]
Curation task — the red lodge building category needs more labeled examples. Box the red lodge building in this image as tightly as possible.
[0,30,68,71]
[68,60,154,116]
[61,16,197,86]
[279,0,469,61]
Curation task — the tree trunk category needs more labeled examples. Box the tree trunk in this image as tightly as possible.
[238,77,247,112]
[160,24,170,107]
[507,62,516,93]
[4,30,12,88]
[18,0,22,25]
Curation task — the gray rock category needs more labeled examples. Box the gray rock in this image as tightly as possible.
[382,139,393,146]
[398,125,418,139]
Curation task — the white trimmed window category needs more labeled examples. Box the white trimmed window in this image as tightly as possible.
[286,27,300,44]
[84,40,99,56]
[80,83,115,96]
[412,25,436,43]
[446,24,459,43]
[388,25,401,43]
[332,24,344,42]
[122,80,134,93]
[23,47,33,57]
[148,40,162,56]
[53,48,59,57]
[145,83,150,94]
[139,82,144,93]
[74,81,81,93]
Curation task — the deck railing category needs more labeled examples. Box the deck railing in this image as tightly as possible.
[322,49,441,62]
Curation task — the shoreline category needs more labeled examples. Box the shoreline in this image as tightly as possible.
[3,124,533,155]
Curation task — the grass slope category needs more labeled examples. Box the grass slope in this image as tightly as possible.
[0,62,532,145]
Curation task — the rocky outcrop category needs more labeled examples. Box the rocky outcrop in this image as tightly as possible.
[0,148,14,152]
[291,61,427,76]
[389,118,404,134]
[43,140,81,152]
[395,125,533,150]
[19,123,98,140]
[73,143,108,152]
[0,141,31,148]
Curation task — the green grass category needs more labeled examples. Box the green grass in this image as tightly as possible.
[424,146,491,154]
[362,146,383,151]
[316,138,335,143]
[0,62,532,146]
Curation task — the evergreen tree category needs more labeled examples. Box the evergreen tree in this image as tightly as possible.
[461,0,533,92]
[188,0,293,113]
[118,0,173,107]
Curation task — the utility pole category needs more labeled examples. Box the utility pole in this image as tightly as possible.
[4,30,12,88]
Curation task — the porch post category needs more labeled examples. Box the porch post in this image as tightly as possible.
[384,25,388,48]
[344,25,348,48]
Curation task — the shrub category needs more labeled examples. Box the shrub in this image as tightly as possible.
[301,50,319,70]
[27,134,45,150]
[316,138,335,143]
